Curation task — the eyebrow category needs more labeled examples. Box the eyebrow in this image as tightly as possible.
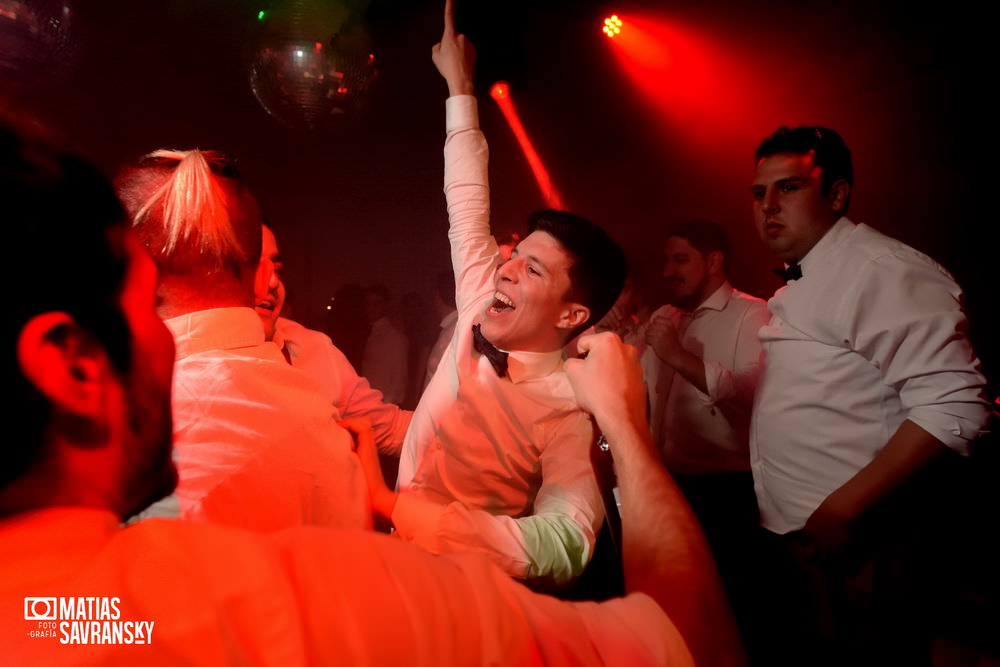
[750,176,808,192]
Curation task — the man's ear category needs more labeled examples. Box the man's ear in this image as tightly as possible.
[17,312,110,419]
[557,303,590,331]
[253,258,274,304]
[706,250,725,276]
[829,179,850,212]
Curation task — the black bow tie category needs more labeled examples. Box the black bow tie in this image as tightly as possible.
[773,262,803,283]
[472,323,509,377]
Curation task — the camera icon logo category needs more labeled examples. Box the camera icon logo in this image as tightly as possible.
[24,597,57,621]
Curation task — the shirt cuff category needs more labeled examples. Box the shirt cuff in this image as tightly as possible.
[391,491,448,551]
[446,95,479,135]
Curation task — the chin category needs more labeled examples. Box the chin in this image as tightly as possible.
[479,320,510,348]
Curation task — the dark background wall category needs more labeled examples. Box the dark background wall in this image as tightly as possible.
[9,0,995,390]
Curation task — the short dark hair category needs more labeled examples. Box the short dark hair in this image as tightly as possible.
[754,126,854,213]
[663,218,731,269]
[365,284,390,303]
[3,106,132,488]
[527,209,627,338]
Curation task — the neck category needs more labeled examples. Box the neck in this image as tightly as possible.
[0,441,121,520]
[156,275,254,319]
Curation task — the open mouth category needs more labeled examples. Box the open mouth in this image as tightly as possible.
[487,291,516,315]
[255,300,275,312]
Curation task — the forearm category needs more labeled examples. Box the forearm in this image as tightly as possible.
[666,349,708,395]
[343,381,413,457]
[605,416,745,667]
[819,419,950,521]
[391,493,596,585]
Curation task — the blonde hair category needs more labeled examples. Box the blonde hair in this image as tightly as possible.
[128,149,251,267]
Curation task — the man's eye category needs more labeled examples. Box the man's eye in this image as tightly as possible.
[781,183,798,192]
[751,190,764,199]
[528,266,540,276]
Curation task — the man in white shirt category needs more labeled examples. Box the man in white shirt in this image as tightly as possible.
[358,11,627,589]
[641,218,768,648]
[643,219,767,476]
[115,149,369,532]
[749,125,990,664]
[255,224,411,457]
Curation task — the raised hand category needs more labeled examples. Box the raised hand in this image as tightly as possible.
[431,0,475,96]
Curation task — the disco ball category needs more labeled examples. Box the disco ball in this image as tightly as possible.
[250,1,376,131]
[0,0,74,87]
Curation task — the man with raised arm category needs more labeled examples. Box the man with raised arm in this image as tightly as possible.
[361,1,628,588]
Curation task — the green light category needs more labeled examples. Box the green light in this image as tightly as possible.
[257,10,265,20]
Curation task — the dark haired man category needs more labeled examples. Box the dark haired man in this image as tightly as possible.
[361,11,627,588]
[0,107,742,666]
[641,219,767,649]
[749,125,989,662]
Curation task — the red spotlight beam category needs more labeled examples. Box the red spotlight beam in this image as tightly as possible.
[489,82,567,211]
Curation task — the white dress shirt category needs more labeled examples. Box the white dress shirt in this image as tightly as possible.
[275,317,412,455]
[141,307,371,532]
[751,218,989,533]
[642,282,769,474]
[394,96,602,586]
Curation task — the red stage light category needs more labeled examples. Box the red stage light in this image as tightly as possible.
[489,81,566,210]
[602,15,622,38]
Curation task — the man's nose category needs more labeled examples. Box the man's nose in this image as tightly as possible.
[762,189,780,213]
[497,257,520,282]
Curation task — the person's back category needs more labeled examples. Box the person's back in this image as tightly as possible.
[165,308,370,530]
[116,150,369,531]
[5,506,696,665]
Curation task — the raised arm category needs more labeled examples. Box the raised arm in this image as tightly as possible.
[565,332,747,667]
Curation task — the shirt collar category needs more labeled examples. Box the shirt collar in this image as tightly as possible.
[165,307,267,360]
[799,216,855,275]
[506,348,564,384]
[694,281,734,314]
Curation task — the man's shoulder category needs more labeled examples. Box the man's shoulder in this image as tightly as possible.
[722,286,768,314]
[277,317,338,353]
[839,223,953,279]
[276,316,317,340]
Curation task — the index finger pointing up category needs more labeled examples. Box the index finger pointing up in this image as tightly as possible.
[443,0,455,36]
